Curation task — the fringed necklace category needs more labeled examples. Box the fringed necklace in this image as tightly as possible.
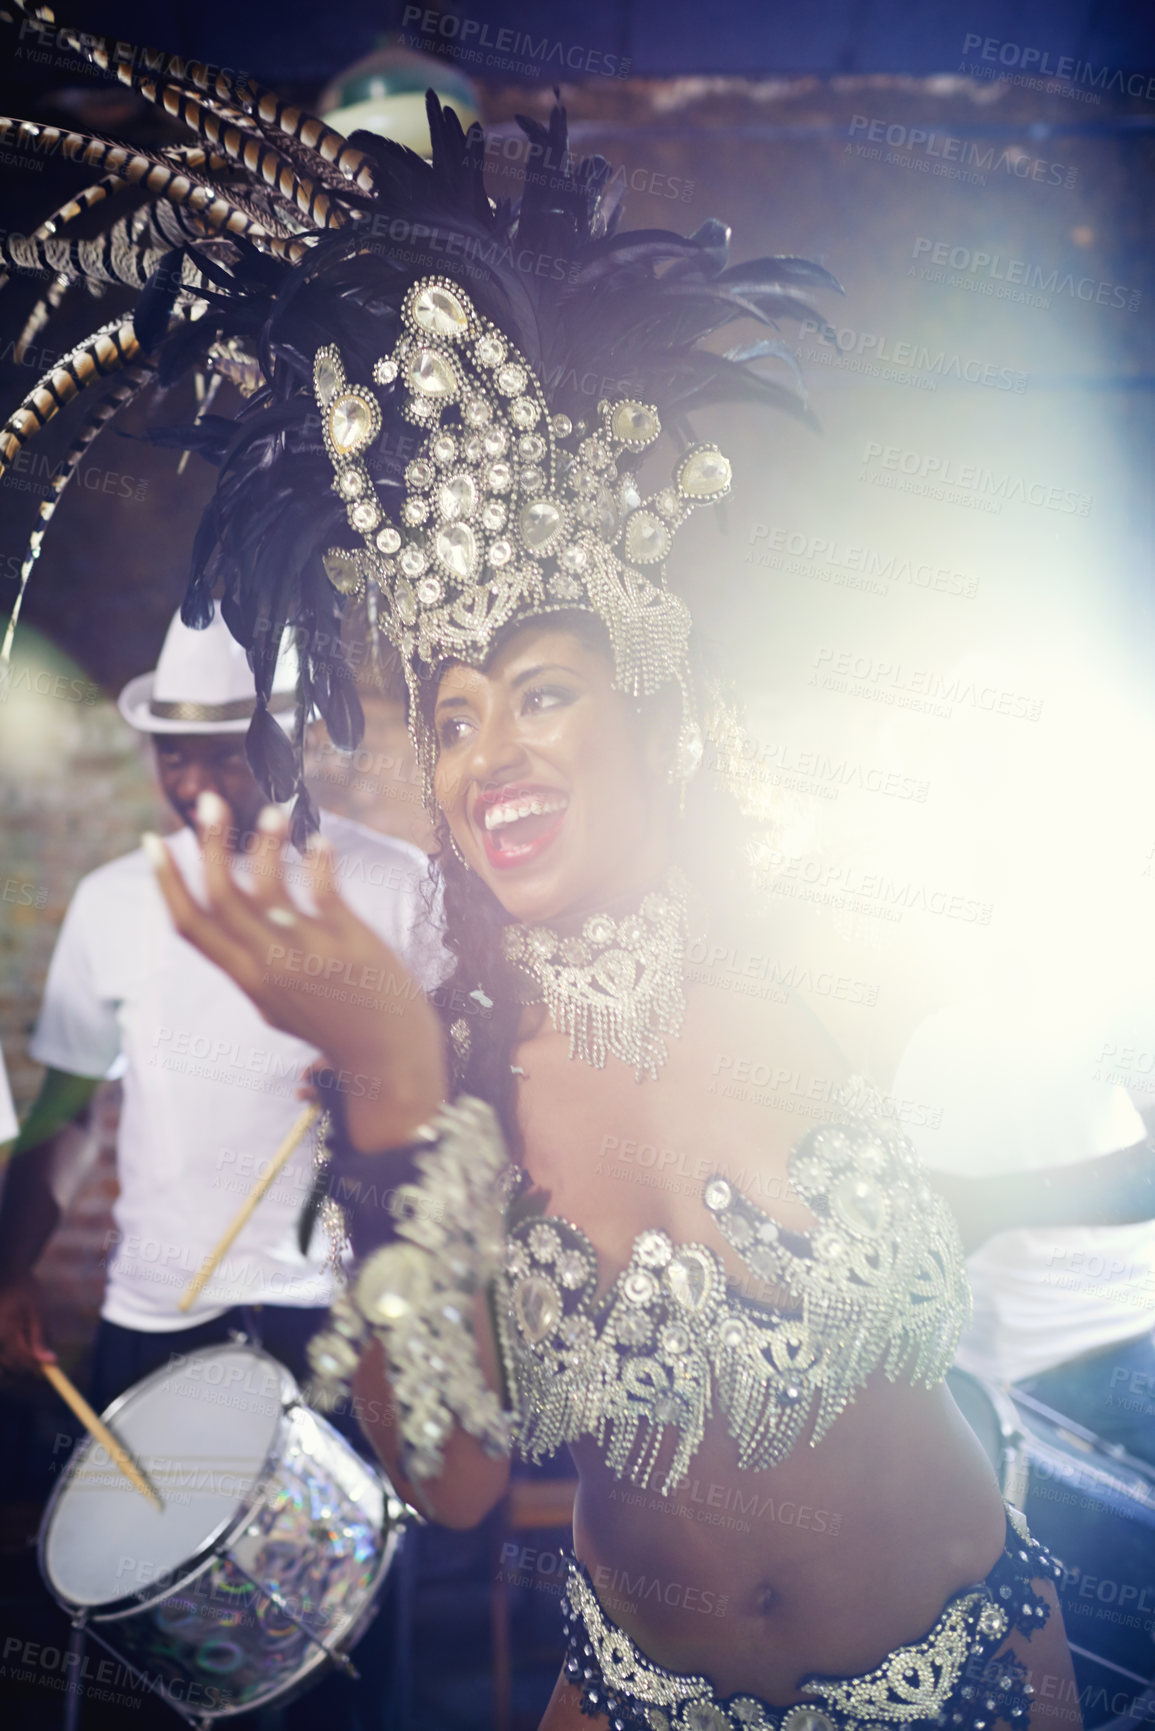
[499,871,689,1081]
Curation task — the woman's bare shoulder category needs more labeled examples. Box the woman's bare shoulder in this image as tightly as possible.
[683,904,876,1093]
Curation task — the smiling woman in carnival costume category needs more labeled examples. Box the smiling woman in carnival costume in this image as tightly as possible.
[0,7,1081,1727]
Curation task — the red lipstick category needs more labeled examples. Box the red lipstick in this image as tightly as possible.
[473,783,569,872]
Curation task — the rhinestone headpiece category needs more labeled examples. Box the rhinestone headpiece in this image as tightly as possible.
[312,276,733,786]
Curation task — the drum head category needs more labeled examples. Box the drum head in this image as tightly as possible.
[43,1344,292,1609]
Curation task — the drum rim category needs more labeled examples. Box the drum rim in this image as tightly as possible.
[948,1365,1155,1515]
[39,1342,297,1617]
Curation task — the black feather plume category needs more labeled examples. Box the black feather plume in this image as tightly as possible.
[0,8,838,825]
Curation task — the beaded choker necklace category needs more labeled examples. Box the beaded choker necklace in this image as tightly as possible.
[499,872,689,1080]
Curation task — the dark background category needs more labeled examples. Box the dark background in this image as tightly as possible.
[2,0,1154,692]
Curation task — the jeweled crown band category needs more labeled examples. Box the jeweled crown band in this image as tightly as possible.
[311,275,732,791]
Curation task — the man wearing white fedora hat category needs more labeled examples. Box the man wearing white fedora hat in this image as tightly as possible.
[0,608,442,1398]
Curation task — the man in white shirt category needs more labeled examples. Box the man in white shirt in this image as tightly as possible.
[894,1005,1155,1464]
[0,610,444,1728]
[0,609,441,1410]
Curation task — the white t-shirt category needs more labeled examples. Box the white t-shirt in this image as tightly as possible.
[0,1048,17,1144]
[894,1006,1155,1383]
[29,813,445,1331]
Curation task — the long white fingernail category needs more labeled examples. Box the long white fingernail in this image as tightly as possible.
[141,832,167,869]
[305,833,332,857]
[267,906,297,928]
[197,790,228,827]
[257,805,286,833]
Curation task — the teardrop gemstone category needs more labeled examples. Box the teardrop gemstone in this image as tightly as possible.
[624,511,670,565]
[832,1174,887,1236]
[678,447,732,498]
[329,393,375,454]
[514,1273,560,1343]
[666,1250,712,1311]
[355,1242,432,1324]
[519,499,564,552]
[315,352,340,404]
[322,551,362,594]
[611,400,660,446]
[436,523,478,580]
[439,474,477,520]
[411,283,469,337]
[406,348,457,398]
[394,580,418,625]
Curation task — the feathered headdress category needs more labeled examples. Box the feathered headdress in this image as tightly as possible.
[0,0,839,838]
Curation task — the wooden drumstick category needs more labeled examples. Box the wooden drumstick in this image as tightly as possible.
[178,1103,321,1314]
[41,1361,163,1510]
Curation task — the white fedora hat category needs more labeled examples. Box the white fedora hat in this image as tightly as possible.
[117,610,299,735]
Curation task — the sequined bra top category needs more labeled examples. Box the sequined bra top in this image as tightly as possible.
[498,1107,969,1495]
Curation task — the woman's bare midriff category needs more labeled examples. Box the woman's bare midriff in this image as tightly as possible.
[569,1376,1008,1701]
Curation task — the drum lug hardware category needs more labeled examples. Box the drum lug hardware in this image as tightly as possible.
[227,1328,250,1346]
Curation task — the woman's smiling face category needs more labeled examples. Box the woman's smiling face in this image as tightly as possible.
[431,621,672,925]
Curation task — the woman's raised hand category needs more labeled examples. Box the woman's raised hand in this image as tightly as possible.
[144,792,447,1152]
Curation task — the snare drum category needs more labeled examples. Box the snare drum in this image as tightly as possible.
[948,1368,1155,1731]
[39,1343,406,1724]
